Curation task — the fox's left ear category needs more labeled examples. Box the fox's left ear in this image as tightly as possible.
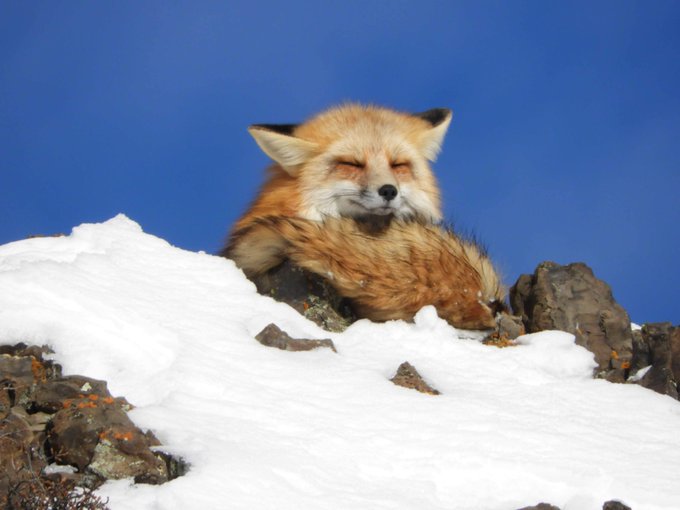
[413,108,453,161]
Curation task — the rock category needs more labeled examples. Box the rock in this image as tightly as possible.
[0,354,39,407]
[0,341,185,504]
[672,325,680,381]
[484,314,525,347]
[510,262,633,382]
[155,450,191,480]
[630,328,649,374]
[516,504,561,510]
[497,313,525,340]
[390,362,440,395]
[255,323,337,353]
[31,376,111,414]
[47,392,167,483]
[251,260,355,332]
[602,500,632,510]
[0,409,48,505]
[0,343,55,360]
[89,439,167,484]
[0,343,61,378]
[629,323,678,399]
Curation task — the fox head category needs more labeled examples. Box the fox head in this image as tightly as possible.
[248,104,451,223]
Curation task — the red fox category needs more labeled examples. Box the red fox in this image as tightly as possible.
[222,103,505,329]
[244,217,505,330]
[224,103,451,274]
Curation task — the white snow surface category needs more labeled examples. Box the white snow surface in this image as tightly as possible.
[1,215,678,510]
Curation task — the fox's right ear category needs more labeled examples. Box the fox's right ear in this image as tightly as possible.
[248,124,318,175]
[413,108,453,162]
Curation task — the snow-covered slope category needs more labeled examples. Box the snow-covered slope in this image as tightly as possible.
[1,215,678,510]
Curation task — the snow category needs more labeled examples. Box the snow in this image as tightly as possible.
[628,365,652,383]
[1,215,679,510]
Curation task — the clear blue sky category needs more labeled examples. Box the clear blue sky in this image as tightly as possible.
[1,1,678,324]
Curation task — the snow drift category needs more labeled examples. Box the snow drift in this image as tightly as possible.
[0,215,678,510]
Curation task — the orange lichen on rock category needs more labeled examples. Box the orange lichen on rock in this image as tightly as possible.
[31,357,47,382]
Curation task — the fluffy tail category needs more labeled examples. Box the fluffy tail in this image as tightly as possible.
[250,217,505,330]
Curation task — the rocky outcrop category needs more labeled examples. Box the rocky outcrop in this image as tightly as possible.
[0,343,186,507]
[510,261,679,399]
[252,260,355,332]
[630,323,679,399]
[510,262,633,382]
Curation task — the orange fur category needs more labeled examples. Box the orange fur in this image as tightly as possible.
[222,104,506,329]
[248,217,505,330]
[222,103,452,270]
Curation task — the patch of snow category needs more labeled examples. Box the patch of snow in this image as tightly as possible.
[631,323,642,331]
[1,216,679,510]
[43,464,78,475]
[628,365,652,382]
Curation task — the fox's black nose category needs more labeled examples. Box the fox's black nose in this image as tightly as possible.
[378,184,398,202]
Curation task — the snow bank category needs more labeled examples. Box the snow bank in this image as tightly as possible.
[1,215,678,510]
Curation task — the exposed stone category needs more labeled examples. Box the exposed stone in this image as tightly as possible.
[510,262,633,382]
[0,355,38,407]
[482,333,518,348]
[516,503,561,510]
[0,410,48,504]
[390,362,440,395]
[0,343,55,361]
[630,328,649,374]
[670,326,680,385]
[255,323,337,353]
[31,376,111,414]
[630,323,678,399]
[251,260,355,332]
[603,500,632,510]
[0,341,184,504]
[47,392,166,484]
[88,439,167,484]
[155,450,191,480]
[497,313,525,340]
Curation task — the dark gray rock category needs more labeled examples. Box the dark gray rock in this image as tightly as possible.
[31,376,111,414]
[47,390,168,483]
[516,504,561,510]
[497,314,525,340]
[630,328,649,374]
[252,260,355,332]
[255,323,337,353]
[630,323,678,399]
[390,362,440,395]
[0,409,47,504]
[0,341,185,504]
[670,326,680,385]
[0,355,39,407]
[510,262,633,382]
[602,500,632,510]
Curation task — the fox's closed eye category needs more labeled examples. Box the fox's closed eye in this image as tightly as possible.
[337,160,365,169]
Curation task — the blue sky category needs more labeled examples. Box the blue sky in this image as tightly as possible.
[1,1,678,324]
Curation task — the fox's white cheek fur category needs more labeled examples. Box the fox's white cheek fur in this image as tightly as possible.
[301,182,353,220]
[400,184,442,223]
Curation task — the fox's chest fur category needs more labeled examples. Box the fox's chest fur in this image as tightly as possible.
[222,103,504,330]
